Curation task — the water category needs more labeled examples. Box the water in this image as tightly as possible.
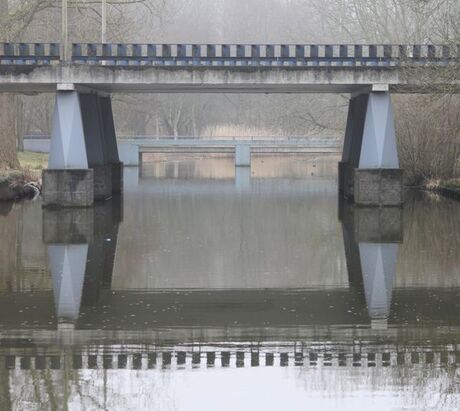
[0,154,459,410]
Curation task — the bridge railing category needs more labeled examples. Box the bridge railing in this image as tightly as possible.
[1,43,458,66]
[71,43,459,66]
[116,135,342,142]
[0,43,60,64]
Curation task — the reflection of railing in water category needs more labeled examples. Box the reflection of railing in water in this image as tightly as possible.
[2,345,459,370]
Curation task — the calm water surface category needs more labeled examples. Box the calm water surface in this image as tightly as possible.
[0,154,459,410]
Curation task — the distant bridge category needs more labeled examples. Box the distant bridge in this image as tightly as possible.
[118,138,342,166]
[2,42,458,206]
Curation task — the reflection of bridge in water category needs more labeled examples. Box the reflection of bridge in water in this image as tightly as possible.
[2,341,459,371]
[0,197,459,411]
[0,195,459,368]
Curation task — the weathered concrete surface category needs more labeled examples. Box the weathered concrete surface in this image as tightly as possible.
[118,142,140,166]
[235,144,251,167]
[354,168,403,206]
[339,164,403,206]
[111,162,123,194]
[339,201,403,243]
[338,161,354,197]
[42,169,94,207]
[43,208,94,243]
[0,64,445,94]
[93,164,112,200]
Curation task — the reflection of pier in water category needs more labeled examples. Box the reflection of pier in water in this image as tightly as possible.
[0,199,459,348]
[0,198,459,411]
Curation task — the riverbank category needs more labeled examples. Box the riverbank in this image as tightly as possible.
[424,179,460,201]
[0,152,46,201]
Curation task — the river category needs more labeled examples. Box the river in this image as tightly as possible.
[0,154,459,410]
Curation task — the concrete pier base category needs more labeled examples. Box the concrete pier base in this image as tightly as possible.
[354,168,403,206]
[339,162,402,206]
[235,144,251,167]
[93,164,112,201]
[111,162,124,194]
[42,169,94,207]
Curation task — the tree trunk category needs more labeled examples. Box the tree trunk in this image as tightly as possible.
[16,96,24,152]
[0,0,7,18]
[0,0,8,36]
[0,93,20,170]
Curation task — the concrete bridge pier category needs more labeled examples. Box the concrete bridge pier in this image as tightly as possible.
[235,144,251,167]
[235,167,251,191]
[340,202,402,329]
[98,95,123,194]
[339,89,402,206]
[118,142,140,166]
[42,87,122,207]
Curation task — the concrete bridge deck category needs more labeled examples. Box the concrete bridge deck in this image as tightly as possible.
[0,43,458,94]
[134,139,342,153]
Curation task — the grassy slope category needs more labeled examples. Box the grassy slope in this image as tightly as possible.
[441,179,460,189]
[18,151,48,171]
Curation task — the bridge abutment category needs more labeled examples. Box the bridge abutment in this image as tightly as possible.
[43,89,122,207]
[339,91,402,206]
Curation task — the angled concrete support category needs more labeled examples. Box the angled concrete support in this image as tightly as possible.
[98,95,123,194]
[235,144,251,167]
[79,93,112,200]
[340,202,402,328]
[339,91,402,206]
[43,89,121,206]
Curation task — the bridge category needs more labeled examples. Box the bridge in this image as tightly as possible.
[1,42,459,206]
[0,199,459,378]
[117,138,342,166]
